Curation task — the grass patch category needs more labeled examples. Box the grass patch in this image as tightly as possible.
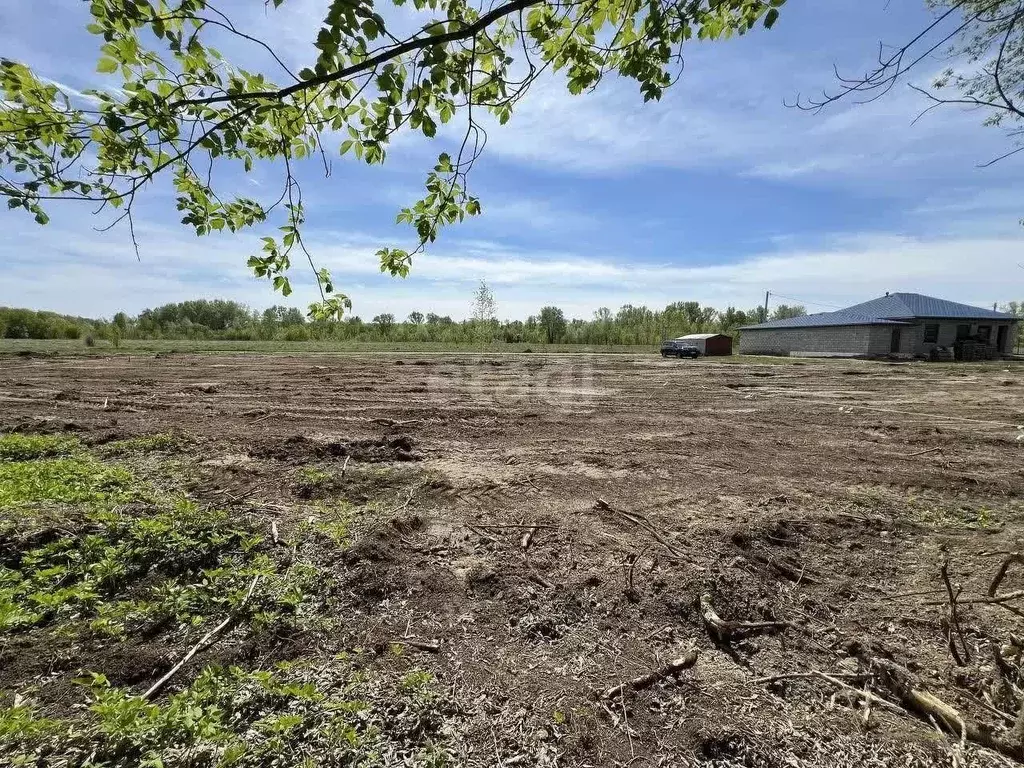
[293,465,341,500]
[308,501,358,547]
[0,433,81,461]
[0,436,332,641]
[0,457,137,507]
[99,433,180,457]
[2,660,461,768]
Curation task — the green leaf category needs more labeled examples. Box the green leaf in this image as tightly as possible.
[96,58,118,74]
[764,8,780,29]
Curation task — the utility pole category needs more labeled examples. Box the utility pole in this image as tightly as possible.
[763,291,770,322]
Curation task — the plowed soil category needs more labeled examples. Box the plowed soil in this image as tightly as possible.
[2,352,1024,767]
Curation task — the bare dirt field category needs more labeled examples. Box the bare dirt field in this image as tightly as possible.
[2,352,1023,767]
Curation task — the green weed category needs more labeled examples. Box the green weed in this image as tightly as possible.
[3,662,461,768]
[0,457,137,507]
[0,499,256,633]
[0,433,81,461]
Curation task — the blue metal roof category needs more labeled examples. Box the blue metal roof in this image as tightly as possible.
[739,293,1014,330]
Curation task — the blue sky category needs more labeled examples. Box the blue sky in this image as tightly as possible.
[1,0,1022,321]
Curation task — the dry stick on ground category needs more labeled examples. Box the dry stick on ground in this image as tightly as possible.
[750,670,903,713]
[940,555,970,665]
[924,590,1024,607]
[990,553,1024,597]
[474,523,559,531]
[699,593,791,643]
[750,671,863,685]
[624,553,638,598]
[270,520,280,546]
[991,640,1023,712]
[393,639,442,653]
[341,455,351,477]
[370,418,423,427]
[602,649,699,700]
[143,575,261,700]
[898,447,943,457]
[871,657,1024,762]
[520,526,538,551]
[594,498,684,559]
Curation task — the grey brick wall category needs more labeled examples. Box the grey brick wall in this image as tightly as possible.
[739,325,883,356]
[740,320,1019,356]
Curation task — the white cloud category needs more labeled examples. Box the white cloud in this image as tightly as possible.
[4,208,1021,320]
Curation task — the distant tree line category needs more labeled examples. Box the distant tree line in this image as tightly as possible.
[1,299,814,346]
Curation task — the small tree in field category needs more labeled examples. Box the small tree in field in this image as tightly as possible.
[471,280,497,342]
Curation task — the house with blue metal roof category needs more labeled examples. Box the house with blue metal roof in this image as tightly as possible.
[738,293,1018,359]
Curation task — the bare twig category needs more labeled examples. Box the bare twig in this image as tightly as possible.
[143,575,260,700]
[594,498,684,558]
[393,638,441,653]
[899,447,942,457]
[270,520,280,545]
[990,552,1024,597]
[624,553,638,599]
[925,589,1024,606]
[699,593,790,642]
[341,455,351,477]
[872,657,1024,761]
[602,649,698,699]
[940,554,970,665]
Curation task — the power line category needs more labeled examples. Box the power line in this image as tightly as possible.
[768,292,844,311]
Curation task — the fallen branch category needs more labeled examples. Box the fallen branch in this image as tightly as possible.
[520,526,538,551]
[341,455,351,476]
[394,639,441,653]
[370,418,423,427]
[270,520,280,546]
[472,523,559,531]
[898,447,942,457]
[871,657,1023,762]
[924,590,1024,607]
[143,575,261,700]
[603,649,698,699]
[990,553,1024,598]
[817,671,905,715]
[751,669,903,714]
[699,593,790,642]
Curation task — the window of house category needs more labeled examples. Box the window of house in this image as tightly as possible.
[923,324,939,343]
[978,325,992,342]
[956,324,971,340]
